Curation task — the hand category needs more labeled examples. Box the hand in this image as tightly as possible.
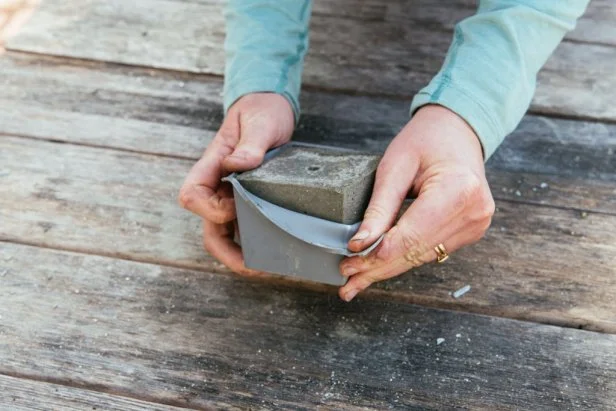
[179,93,295,275]
[339,105,495,301]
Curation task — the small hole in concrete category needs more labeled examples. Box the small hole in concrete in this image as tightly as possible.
[307,165,321,172]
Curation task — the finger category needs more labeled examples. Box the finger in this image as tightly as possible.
[339,221,488,302]
[348,138,420,253]
[366,170,480,268]
[179,147,235,223]
[203,220,263,277]
[339,174,493,301]
[339,251,411,302]
[223,113,288,172]
[341,217,477,277]
[179,116,240,223]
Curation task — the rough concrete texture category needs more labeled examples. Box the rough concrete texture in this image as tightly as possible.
[237,145,381,224]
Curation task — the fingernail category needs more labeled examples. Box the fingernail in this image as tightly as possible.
[343,289,359,302]
[342,267,358,277]
[351,230,370,242]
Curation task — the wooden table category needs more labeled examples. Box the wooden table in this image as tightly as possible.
[1,1,615,409]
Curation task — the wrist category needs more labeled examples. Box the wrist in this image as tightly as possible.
[415,104,485,161]
[224,78,300,124]
[231,92,294,118]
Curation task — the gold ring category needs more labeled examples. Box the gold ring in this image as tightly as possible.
[434,243,449,263]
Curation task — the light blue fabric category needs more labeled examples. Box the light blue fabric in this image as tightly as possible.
[224,0,312,122]
[223,0,590,158]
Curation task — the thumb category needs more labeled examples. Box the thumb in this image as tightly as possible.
[223,113,291,172]
[223,133,272,172]
[222,93,294,172]
[348,150,420,252]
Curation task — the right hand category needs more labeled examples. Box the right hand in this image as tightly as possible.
[178,93,295,275]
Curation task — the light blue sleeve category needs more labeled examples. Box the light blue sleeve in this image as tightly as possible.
[410,0,590,159]
[223,0,312,122]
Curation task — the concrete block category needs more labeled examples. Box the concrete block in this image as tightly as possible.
[237,145,381,224]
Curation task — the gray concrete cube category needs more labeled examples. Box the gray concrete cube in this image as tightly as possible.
[237,145,381,224]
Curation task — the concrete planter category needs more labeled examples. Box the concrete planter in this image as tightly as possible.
[224,142,382,285]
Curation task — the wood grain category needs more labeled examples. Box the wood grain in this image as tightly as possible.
[1,136,615,332]
[0,374,186,411]
[567,0,616,46]
[5,0,615,121]
[0,135,212,270]
[1,242,616,410]
[1,52,615,184]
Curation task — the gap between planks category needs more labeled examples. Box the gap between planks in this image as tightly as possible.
[0,130,199,162]
[1,54,614,333]
[1,236,615,335]
[1,131,615,332]
[6,49,616,127]
[5,0,616,123]
[2,242,616,409]
[1,130,613,217]
[0,373,198,411]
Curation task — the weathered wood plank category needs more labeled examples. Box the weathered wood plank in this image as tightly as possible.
[1,53,615,184]
[164,0,616,46]
[1,136,615,331]
[5,0,615,121]
[0,135,211,269]
[0,375,186,411]
[567,0,616,46]
[1,243,616,410]
[384,0,616,47]
[533,42,616,122]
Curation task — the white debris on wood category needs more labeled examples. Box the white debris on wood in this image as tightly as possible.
[452,285,471,299]
[540,182,549,189]
[436,338,445,345]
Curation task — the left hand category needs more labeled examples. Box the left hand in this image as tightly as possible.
[178,93,295,276]
[338,104,495,302]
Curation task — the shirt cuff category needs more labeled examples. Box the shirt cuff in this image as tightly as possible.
[224,76,301,124]
[410,84,504,161]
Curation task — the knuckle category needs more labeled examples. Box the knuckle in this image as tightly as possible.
[456,172,494,219]
[473,190,496,223]
[178,185,195,209]
[236,147,265,164]
[399,226,422,252]
[478,214,493,233]
[215,128,238,150]
[355,276,376,291]
[457,173,483,205]
[375,164,407,200]
[215,118,240,146]
[208,212,227,225]
[363,204,389,221]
